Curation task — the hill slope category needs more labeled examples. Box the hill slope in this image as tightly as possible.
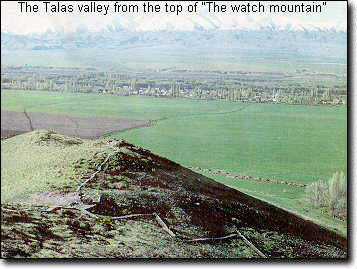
[1,131,347,258]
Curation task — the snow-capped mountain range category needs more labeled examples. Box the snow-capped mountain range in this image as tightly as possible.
[1,1,347,70]
[1,0,346,58]
[1,26,346,61]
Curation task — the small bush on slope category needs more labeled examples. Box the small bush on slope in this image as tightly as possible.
[306,172,347,220]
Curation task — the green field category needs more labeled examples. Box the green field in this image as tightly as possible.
[1,90,347,235]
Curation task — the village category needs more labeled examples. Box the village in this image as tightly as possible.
[1,65,347,105]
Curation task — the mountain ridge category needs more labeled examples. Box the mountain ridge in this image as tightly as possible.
[1,28,346,59]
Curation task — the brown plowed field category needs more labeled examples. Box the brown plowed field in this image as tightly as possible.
[1,110,151,139]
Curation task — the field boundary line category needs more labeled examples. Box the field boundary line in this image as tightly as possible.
[23,109,34,131]
[171,105,250,120]
[189,167,307,188]
[144,105,251,127]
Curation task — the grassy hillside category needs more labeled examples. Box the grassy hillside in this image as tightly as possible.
[1,130,104,203]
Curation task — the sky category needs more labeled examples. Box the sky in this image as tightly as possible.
[1,1,347,34]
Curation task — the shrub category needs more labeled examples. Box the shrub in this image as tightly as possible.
[306,172,347,220]
[305,180,329,208]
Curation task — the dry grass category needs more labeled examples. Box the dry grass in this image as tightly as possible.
[1,130,105,203]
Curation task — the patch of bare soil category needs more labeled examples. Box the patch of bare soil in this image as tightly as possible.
[1,139,347,258]
[19,191,81,207]
[1,110,151,139]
